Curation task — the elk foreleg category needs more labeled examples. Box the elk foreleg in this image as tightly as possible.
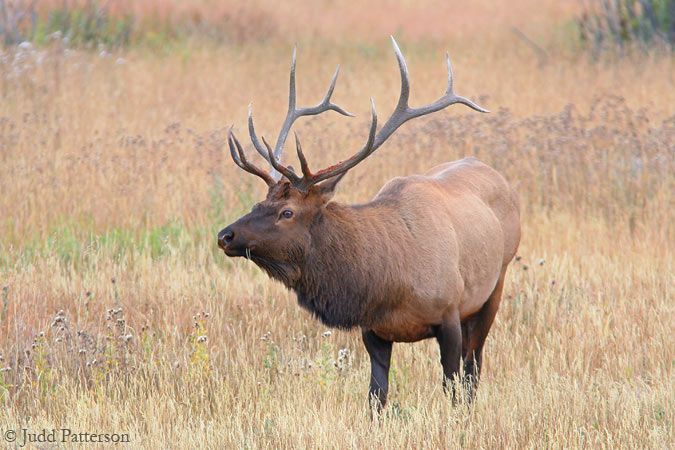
[435,312,462,404]
[362,329,393,415]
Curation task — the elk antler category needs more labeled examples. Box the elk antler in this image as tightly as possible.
[228,127,274,186]
[248,47,354,181]
[229,37,488,191]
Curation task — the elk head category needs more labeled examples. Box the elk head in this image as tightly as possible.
[217,37,487,288]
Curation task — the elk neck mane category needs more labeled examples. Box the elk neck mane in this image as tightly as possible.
[293,199,413,330]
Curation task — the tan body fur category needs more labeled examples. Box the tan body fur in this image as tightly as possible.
[322,157,520,342]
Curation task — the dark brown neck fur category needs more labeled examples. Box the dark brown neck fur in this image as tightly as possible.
[294,201,411,330]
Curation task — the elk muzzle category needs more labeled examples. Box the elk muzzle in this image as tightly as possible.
[217,224,249,257]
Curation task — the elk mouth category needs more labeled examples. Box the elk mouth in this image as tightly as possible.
[221,246,254,259]
[222,247,244,257]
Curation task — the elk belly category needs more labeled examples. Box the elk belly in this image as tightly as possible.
[371,323,434,342]
[371,307,438,342]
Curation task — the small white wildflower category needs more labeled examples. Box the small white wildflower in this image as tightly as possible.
[197,335,207,343]
[322,331,332,338]
[538,259,545,266]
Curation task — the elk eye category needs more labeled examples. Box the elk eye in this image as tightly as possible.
[280,209,294,219]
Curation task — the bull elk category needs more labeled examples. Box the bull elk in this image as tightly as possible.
[218,37,521,410]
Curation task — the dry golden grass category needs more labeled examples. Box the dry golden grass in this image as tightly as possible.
[0,1,673,448]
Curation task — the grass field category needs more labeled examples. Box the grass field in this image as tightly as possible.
[0,0,673,448]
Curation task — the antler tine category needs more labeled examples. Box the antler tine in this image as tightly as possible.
[391,37,411,114]
[228,129,274,186]
[311,65,356,118]
[261,135,301,184]
[289,46,298,111]
[293,131,314,179]
[248,105,272,163]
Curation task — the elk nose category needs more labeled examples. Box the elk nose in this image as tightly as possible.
[217,228,234,249]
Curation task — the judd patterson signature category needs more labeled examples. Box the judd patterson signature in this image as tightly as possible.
[3,427,131,446]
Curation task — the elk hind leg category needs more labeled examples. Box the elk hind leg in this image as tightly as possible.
[462,267,507,402]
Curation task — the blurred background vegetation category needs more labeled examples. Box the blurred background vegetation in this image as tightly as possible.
[577,0,675,53]
[1,0,674,53]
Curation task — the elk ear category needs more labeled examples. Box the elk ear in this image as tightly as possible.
[317,172,347,202]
